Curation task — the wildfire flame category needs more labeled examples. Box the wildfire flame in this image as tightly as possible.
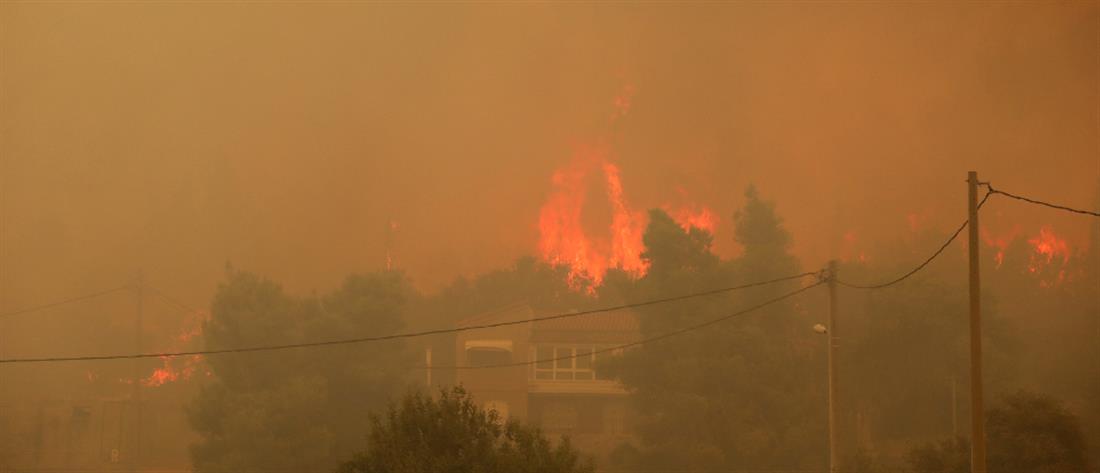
[666,204,717,234]
[538,146,647,290]
[539,85,718,292]
[537,147,720,292]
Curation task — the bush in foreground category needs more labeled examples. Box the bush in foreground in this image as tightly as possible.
[338,387,594,473]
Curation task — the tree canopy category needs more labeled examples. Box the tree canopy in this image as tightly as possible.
[607,187,824,471]
[188,269,416,473]
[906,391,1090,473]
[337,387,594,473]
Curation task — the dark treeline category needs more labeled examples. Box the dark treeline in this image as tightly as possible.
[187,187,1097,472]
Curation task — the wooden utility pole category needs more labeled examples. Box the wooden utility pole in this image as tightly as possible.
[827,260,839,473]
[967,171,986,473]
[951,376,958,438]
[132,271,143,471]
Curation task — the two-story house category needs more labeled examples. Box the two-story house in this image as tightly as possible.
[449,303,639,462]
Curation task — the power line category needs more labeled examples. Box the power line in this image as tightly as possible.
[19,180,1078,361]
[0,285,133,319]
[835,190,992,290]
[985,183,1100,217]
[0,272,819,364]
[439,280,824,371]
[145,284,201,314]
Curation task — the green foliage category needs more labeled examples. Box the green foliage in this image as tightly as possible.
[640,208,717,281]
[607,188,823,471]
[424,256,590,328]
[905,391,1090,473]
[834,224,1024,458]
[843,447,888,473]
[734,185,793,264]
[987,391,1089,472]
[337,387,594,473]
[188,269,416,473]
[906,437,970,473]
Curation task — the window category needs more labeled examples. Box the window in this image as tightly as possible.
[467,348,511,367]
[532,345,618,381]
[535,346,554,379]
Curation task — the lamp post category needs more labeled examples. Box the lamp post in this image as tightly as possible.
[815,260,840,473]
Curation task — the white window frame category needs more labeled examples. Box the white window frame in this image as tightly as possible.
[530,344,620,381]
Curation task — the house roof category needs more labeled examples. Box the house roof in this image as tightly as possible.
[455,302,534,329]
[455,302,641,343]
[529,308,639,344]
[530,310,639,333]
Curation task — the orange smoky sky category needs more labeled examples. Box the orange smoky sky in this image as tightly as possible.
[2,2,1098,314]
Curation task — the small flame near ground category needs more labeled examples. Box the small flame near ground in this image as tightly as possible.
[142,310,212,387]
[144,355,206,387]
[85,309,212,388]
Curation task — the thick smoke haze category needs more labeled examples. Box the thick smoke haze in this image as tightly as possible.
[3,3,1097,302]
[0,3,1098,469]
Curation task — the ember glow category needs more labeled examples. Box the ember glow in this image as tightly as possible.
[610,84,636,124]
[1027,226,1073,287]
[981,225,1022,269]
[1028,226,1071,268]
[983,224,1080,287]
